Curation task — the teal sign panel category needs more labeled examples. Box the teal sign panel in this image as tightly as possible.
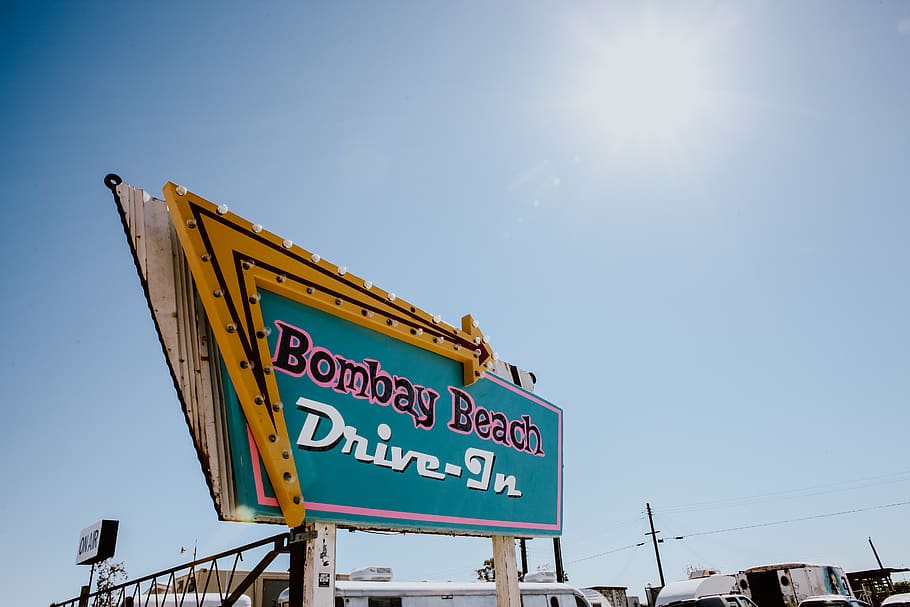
[223,289,563,536]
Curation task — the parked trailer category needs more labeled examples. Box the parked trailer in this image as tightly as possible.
[735,563,854,607]
[277,580,594,607]
[656,564,854,607]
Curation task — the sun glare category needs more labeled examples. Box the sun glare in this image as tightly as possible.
[587,26,709,148]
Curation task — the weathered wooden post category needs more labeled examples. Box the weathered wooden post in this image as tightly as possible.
[303,523,336,607]
[493,536,521,607]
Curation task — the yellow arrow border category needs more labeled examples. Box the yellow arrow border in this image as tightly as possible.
[162,181,495,528]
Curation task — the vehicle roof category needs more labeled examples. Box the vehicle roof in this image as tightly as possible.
[798,595,860,604]
[664,595,750,604]
[335,581,584,597]
[277,581,586,600]
[743,564,843,573]
[656,576,737,606]
[882,595,910,606]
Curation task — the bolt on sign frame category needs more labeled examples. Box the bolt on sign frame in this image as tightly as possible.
[106,175,563,537]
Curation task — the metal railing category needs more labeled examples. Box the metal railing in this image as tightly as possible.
[52,533,289,607]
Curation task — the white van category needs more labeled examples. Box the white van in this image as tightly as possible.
[882,594,910,607]
[656,576,740,607]
[276,580,593,607]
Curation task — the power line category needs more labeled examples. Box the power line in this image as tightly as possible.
[668,500,910,539]
[659,470,910,515]
[565,500,910,566]
[568,542,647,565]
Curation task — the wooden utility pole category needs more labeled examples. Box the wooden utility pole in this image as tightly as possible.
[869,536,894,591]
[646,503,665,588]
[554,538,566,582]
[520,539,528,579]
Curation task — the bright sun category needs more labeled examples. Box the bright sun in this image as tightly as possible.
[584,25,709,148]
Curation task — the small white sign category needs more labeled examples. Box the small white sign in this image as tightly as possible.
[76,520,118,565]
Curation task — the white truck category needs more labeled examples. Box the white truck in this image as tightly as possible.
[656,564,854,607]
[734,563,854,607]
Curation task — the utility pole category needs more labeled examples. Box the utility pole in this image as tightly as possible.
[868,537,894,592]
[869,536,885,569]
[554,538,566,583]
[646,503,666,588]
[520,539,528,580]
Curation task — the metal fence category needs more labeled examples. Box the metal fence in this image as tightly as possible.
[52,533,290,607]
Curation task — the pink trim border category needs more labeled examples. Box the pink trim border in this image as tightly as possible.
[248,425,280,507]
[305,500,560,531]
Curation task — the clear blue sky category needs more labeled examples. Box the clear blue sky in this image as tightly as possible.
[1,2,908,605]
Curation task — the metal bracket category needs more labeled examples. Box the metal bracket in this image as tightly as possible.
[289,530,318,544]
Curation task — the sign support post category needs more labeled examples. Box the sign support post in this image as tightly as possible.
[77,586,90,607]
[303,523,336,607]
[288,526,306,607]
[493,535,521,607]
[554,537,566,582]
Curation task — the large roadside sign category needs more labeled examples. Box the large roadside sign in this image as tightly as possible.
[224,290,562,534]
[109,176,562,536]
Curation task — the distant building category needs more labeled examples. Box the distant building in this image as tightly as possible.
[590,585,630,607]
[847,567,910,607]
[171,569,289,607]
